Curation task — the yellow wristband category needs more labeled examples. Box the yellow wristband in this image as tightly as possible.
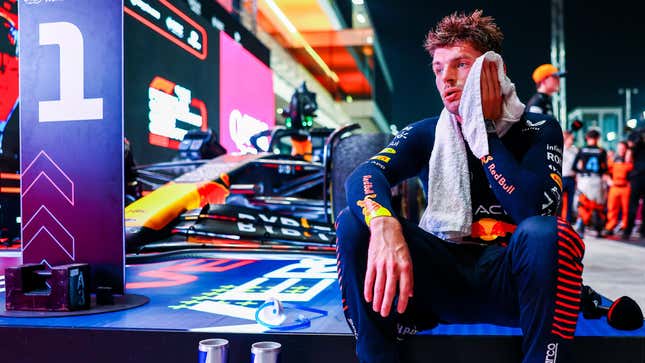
[356,197,392,226]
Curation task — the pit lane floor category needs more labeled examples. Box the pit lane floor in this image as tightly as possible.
[580,232,645,310]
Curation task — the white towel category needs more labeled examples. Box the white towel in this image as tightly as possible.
[418,51,525,241]
[418,109,472,241]
[460,51,526,158]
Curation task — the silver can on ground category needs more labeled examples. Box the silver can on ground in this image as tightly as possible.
[199,338,229,363]
[250,341,282,363]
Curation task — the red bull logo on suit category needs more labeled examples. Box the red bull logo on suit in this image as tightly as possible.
[470,218,516,242]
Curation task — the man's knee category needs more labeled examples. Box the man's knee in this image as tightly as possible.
[512,216,585,281]
[511,216,560,274]
[514,215,559,251]
[516,216,585,257]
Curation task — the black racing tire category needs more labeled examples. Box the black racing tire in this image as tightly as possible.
[330,133,392,222]
[399,177,426,224]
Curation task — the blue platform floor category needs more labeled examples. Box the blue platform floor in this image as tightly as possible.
[0,250,643,339]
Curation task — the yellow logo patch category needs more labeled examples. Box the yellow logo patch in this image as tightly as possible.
[370,155,391,163]
[356,196,392,225]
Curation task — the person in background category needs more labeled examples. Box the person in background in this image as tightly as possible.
[607,149,616,164]
[603,141,633,236]
[560,130,578,223]
[526,64,566,116]
[573,129,608,237]
[623,127,645,239]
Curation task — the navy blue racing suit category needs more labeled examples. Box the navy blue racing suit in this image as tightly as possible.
[526,92,554,116]
[335,112,584,363]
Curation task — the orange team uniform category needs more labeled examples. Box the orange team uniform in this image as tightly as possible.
[605,157,633,231]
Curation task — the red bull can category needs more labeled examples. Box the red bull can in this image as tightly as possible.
[250,341,281,363]
[199,338,229,363]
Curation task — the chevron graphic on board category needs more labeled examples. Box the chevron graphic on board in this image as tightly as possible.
[21,151,75,265]
[22,150,74,205]
[22,205,75,260]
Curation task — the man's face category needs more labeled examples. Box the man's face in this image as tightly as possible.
[542,75,561,94]
[617,142,627,156]
[432,42,483,115]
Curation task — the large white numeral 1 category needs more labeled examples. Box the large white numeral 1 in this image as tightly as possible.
[38,22,103,122]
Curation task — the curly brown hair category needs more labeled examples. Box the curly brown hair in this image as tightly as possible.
[424,10,503,56]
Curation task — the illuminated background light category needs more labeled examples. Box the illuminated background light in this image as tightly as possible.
[219,32,275,154]
[262,0,339,83]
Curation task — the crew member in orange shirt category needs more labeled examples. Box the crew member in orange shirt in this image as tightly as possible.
[603,141,633,236]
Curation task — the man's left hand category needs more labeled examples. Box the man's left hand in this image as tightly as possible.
[481,60,502,121]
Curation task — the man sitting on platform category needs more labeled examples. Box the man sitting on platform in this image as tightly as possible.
[335,10,583,363]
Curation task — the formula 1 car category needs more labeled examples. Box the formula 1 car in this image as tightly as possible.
[125,124,425,256]
[126,82,425,256]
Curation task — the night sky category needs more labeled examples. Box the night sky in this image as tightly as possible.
[367,0,645,128]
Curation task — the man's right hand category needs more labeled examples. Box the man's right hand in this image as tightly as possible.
[364,216,414,317]
[481,59,502,122]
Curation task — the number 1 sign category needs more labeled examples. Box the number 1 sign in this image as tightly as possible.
[19,0,125,293]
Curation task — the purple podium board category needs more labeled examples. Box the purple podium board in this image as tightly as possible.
[19,0,124,293]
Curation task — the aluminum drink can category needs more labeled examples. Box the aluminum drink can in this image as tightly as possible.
[199,338,229,363]
[250,341,282,363]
